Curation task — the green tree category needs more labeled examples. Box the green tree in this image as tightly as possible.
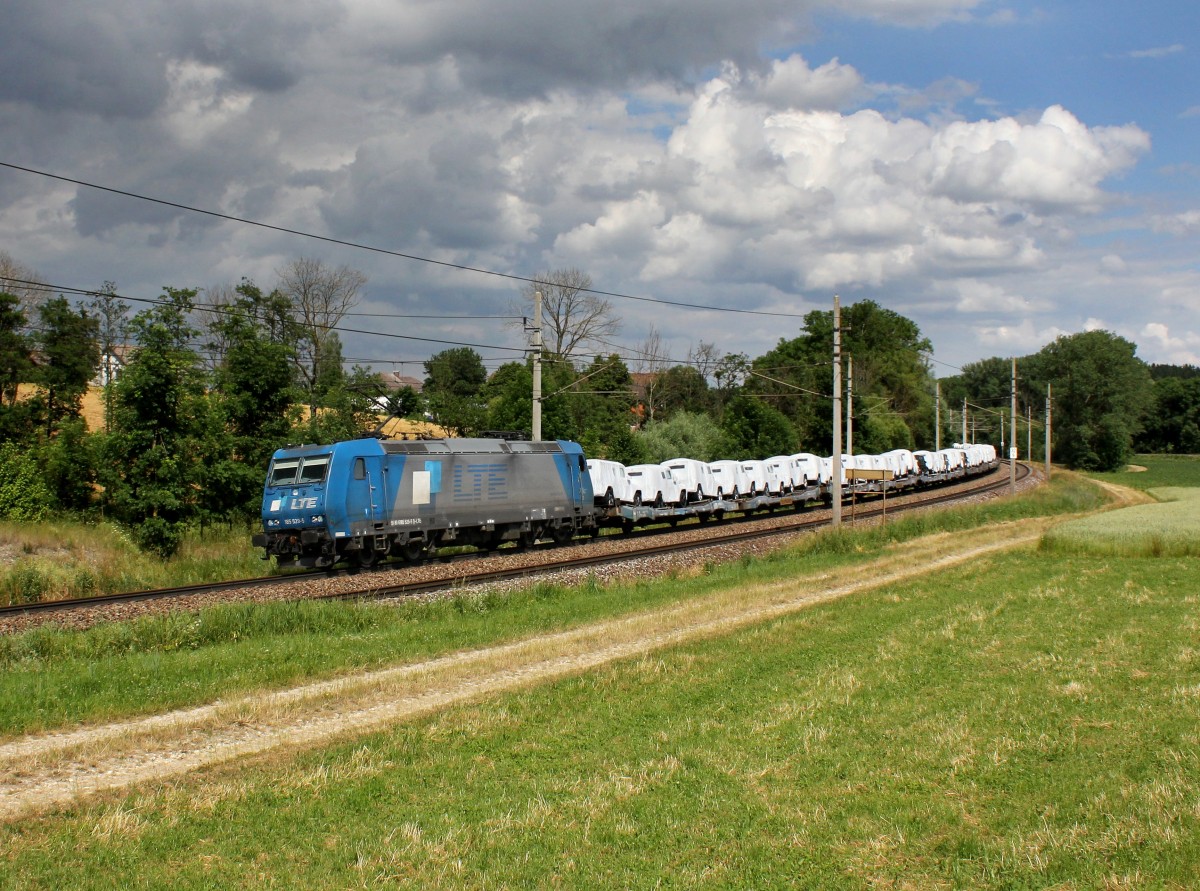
[0,292,35,444]
[203,281,302,521]
[87,281,130,432]
[1134,374,1200,453]
[637,411,733,463]
[304,366,387,443]
[656,365,713,419]
[569,354,639,455]
[0,292,31,408]
[0,441,53,521]
[753,300,935,452]
[33,296,101,436]
[101,287,207,557]
[719,394,797,459]
[424,347,488,436]
[1032,330,1153,470]
[39,418,98,512]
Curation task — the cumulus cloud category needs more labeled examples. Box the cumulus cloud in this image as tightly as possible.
[1142,322,1200,365]
[0,0,1183,371]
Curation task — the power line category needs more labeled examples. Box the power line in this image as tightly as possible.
[1,276,529,355]
[1,160,809,320]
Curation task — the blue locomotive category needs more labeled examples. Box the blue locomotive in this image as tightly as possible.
[253,437,597,568]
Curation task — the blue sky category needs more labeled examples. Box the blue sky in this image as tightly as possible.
[1,0,1198,376]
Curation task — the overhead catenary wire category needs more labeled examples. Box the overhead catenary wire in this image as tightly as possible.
[0,276,529,355]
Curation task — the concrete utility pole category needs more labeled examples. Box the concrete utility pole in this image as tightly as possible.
[831,296,843,528]
[846,354,854,457]
[532,290,543,442]
[1010,357,1017,494]
[935,380,941,451]
[1045,383,1052,480]
[1027,406,1032,465]
[962,398,968,444]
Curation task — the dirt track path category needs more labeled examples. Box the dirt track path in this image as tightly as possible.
[0,514,1071,822]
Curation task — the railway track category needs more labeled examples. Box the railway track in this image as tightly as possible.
[0,462,1030,632]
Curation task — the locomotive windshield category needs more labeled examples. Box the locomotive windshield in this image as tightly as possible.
[269,458,300,485]
[298,455,330,484]
[268,454,331,486]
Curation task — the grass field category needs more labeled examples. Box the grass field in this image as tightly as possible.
[1042,455,1200,558]
[1090,453,1200,491]
[1,464,1197,888]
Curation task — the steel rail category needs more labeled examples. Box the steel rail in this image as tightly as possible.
[331,462,1032,603]
[0,463,1027,622]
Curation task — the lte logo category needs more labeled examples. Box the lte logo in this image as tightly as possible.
[290,497,319,510]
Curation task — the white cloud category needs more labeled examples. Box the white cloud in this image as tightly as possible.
[975,319,1068,354]
[826,0,983,27]
[0,2,1184,373]
[1151,210,1200,235]
[1141,322,1200,365]
[1127,44,1185,60]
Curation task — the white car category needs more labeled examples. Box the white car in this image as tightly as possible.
[586,458,626,507]
[789,453,825,487]
[765,456,798,493]
[881,449,917,478]
[740,460,769,496]
[709,460,751,499]
[662,458,716,503]
[622,464,676,507]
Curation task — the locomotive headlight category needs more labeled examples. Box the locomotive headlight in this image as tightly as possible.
[311,515,325,524]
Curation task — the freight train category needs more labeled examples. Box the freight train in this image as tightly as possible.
[253,437,997,569]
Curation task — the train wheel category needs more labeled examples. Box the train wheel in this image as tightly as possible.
[357,538,379,568]
[551,525,573,545]
[398,540,425,562]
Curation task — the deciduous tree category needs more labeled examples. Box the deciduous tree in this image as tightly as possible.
[516,269,620,360]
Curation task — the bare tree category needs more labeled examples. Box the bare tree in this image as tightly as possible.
[634,324,667,374]
[634,324,668,422]
[688,341,723,384]
[276,257,366,404]
[514,268,620,361]
[0,250,46,320]
[194,282,239,375]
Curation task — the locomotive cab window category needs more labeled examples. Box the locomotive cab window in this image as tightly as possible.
[353,457,366,480]
[269,458,300,486]
[298,455,331,484]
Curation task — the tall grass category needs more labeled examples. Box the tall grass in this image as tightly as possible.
[1041,486,1200,557]
[0,519,267,605]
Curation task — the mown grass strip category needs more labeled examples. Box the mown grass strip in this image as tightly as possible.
[3,546,1197,888]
